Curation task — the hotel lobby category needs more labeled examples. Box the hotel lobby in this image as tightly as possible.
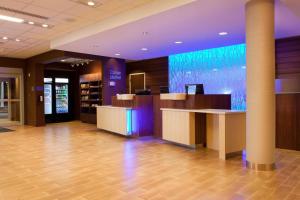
[0,0,300,199]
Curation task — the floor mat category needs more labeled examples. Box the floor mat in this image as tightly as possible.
[0,127,14,133]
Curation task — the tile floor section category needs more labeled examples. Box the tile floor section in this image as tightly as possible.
[0,121,299,200]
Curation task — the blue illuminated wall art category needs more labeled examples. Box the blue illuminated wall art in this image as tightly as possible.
[169,44,246,110]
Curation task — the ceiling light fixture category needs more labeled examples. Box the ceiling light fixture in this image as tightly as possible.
[141,48,148,51]
[2,36,8,40]
[28,21,35,25]
[15,38,20,42]
[0,14,24,23]
[219,32,228,36]
[42,24,49,28]
[115,53,121,56]
[87,1,95,6]
[175,41,183,44]
[61,59,66,62]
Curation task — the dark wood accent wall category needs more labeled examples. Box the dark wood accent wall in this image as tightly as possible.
[0,57,25,69]
[276,36,300,78]
[25,51,66,126]
[276,94,300,151]
[275,36,300,151]
[126,57,168,94]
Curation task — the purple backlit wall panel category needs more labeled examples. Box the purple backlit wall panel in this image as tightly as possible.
[169,44,246,110]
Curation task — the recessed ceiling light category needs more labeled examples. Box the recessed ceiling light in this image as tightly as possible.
[0,14,24,23]
[42,24,49,28]
[87,1,95,6]
[219,32,228,36]
[175,41,183,44]
[61,59,66,62]
[115,53,121,56]
[15,38,20,42]
[141,48,148,51]
[2,37,8,40]
[28,21,35,25]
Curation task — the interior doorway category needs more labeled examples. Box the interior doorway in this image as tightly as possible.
[0,68,24,126]
[129,73,146,94]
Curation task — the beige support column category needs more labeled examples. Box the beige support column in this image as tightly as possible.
[246,0,276,171]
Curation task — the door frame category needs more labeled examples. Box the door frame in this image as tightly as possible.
[0,67,24,125]
[129,72,146,94]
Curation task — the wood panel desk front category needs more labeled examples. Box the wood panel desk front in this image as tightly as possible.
[154,94,231,138]
[161,108,246,160]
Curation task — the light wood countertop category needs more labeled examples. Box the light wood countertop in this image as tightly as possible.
[160,108,245,114]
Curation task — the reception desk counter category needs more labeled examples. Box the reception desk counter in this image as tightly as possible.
[96,95,154,137]
[97,106,133,136]
[154,94,231,138]
[161,108,246,160]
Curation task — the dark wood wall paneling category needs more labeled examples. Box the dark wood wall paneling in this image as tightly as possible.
[276,94,300,151]
[0,57,25,69]
[276,36,300,78]
[275,36,300,150]
[126,57,168,94]
[25,50,66,126]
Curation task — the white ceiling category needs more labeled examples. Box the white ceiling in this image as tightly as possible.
[51,0,300,61]
[0,0,300,60]
[0,0,154,58]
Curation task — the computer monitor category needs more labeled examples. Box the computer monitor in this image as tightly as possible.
[135,89,151,95]
[185,84,204,95]
[160,86,169,94]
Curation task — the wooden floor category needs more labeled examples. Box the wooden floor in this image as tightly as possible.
[0,121,299,200]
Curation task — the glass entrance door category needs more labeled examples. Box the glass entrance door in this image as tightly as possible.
[0,77,21,125]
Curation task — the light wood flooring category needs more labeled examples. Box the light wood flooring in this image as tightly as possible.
[0,121,299,200]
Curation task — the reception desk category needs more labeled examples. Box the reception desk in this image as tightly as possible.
[154,94,231,138]
[97,95,154,137]
[97,106,133,136]
[161,108,246,160]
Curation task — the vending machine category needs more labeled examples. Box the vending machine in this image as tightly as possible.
[44,78,52,115]
[55,78,69,114]
[44,77,70,123]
